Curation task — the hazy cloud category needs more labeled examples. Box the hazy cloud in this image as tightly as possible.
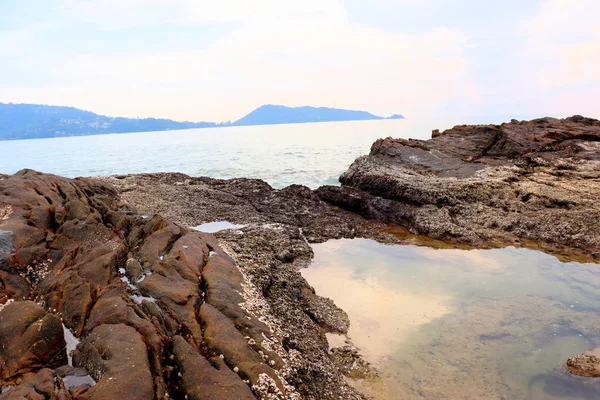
[0,0,598,121]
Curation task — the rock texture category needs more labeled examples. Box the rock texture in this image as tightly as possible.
[101,173,402,245]
[98,175,392,400]
[566,354,600,378]
[329,116,600,260]
[0,301,66,380]
[0,170,364,399]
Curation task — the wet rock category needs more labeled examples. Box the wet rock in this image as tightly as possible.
[0,301,66,380]
[55,365,96,393]
[330,346,378,380]
[566,354,600,377]
[215,226,365,400]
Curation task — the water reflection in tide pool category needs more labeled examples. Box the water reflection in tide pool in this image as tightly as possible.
[301,239,600,400]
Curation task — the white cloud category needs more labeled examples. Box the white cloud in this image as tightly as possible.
[519,0,600,116]
[53,0,348,27]
[0,0,478,121]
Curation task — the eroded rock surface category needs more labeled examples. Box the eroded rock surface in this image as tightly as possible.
[101,173,403,245]
[0,301,66,380]
[98,175,392,399]
[0,170,360,399]
[95,117,600,396]
[331,116,600,259]
[567,354,600,378]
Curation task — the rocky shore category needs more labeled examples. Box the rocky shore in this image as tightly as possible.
[1,115,599,399]
[0,170,381,399]
[327,115,600,261]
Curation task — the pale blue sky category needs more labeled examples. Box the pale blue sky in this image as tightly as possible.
[1,0,598,121]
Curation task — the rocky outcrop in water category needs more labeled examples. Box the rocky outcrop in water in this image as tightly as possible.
[0,170,367,399]
[322,116,600,260]
[566,353,600,378]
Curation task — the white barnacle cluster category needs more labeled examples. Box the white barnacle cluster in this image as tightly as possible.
[23,259,52,287]
[0,205,13,221]
[251,373,287,400]
[0,298,15,313]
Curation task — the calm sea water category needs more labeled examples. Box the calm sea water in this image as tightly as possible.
[303,239,600,400]
[0,116,519,188]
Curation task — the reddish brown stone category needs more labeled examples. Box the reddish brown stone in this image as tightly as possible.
[73,324,154,400]
[0,301,66,380]
[172,335,255,400]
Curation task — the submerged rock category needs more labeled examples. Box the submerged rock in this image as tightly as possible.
[567,354,600,378]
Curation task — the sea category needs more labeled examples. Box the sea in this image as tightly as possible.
[0,116,523,188]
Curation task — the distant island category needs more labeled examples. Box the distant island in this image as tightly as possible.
[234,104,404,126]
[0,103,404,140]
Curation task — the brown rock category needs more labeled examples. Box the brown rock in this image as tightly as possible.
[204,255,259,330]
[139,272,203,346]
[1,170,370,399]
[0,301,66,381]
[0,368,71,400]
[166,233,210,281]
[336,116,600,256]
[566,354,600,377]
[0,271,30,304]
[83,287,166,397]
[172,335,255,400]
[73,324,154,400]
[199,303,282,391]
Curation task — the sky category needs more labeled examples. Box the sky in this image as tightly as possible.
[0,0,599,122]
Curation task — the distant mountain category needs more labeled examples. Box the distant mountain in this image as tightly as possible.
[0,102,404,140]
[0,103,217,140]
[232,105,403,126]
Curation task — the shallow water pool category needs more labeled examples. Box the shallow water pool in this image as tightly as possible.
[191,221,246,233]
[302,239,600,399]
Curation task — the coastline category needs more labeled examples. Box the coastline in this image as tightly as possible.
[1,115,599,399]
